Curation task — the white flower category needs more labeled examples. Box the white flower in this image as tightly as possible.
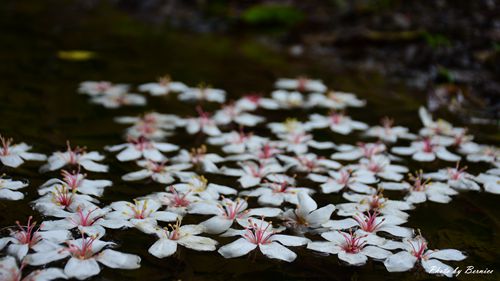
[307,230,391,265]
[0,176,28,201]
[171,146,224,173]
[143,186,203,216]
[219,161,286,188]
[278,154,341,173]
[465,145,499,164]
[33,186,99,218]
[242,175,314,206]
[275,132,336,155]
[91,92,146,108]
[213,104,264,126]
[105,199,178,232]
[307,91,366,109]
[0,255,67,281]
[178,86,226,103]
[122,160,193,184]
[268,118,309,135]
[26,235,141,280]
[0,216,71,260]
[235,94,279,111]
[418,107,464,137]
[172,175,237,200]
[308,169,377,194]
[365,118,416,143]
[476,169,500,194]
[39,169,112,197]
[146,221,218,258]
[0,135,46,168]
[190,197,282,234]
[41,207,117,238]
[78,81,128,96]
[323,211,413,245]
[424,163,480,191]
[138,75,188,96]
[218,217,309,262]
[180,107,222,136]
[281,192,335,232]
[379,171,457,204]
[331,142,387,161]
[271,90,305,108]
[392,137,460,162]
[207,131,267,154]
[223,142,283,163]
[351,155,408,181]
[275,77,327,92]
[106,136,178,162]
[307,112,368,135]
[40,142,108,173]
[384,235,466,277]
[337,192,412,219]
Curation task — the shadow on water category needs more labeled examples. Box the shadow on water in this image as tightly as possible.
[0,1,498,280]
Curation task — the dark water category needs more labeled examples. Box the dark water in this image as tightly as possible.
[0,1,499,280]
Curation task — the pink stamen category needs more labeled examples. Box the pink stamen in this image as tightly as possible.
[14,216,41,247]
[243,218,276,245]
[353,211,385,233]
[339,230,367,253]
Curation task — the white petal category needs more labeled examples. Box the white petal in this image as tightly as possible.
[97,249,141,269]
[384,251,417,272]
[259,242,297,262]
[148,238,177,258]
[218,238,257,258]
[64,257,100,280]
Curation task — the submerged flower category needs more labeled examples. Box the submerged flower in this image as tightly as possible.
[26,234,141,280]
[384,235,466,277]
[0,135,46,168]
[40,141,108,173]
[146,220,218,258]
[218,217,309,262]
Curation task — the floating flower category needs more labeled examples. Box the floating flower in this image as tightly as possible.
[364,117,416,143]
[242,175,314,206]
[171,146,223,173]
[207,130,267,154]
[331,142,387,161]
[138,75,188,96]
[307,90,366,109]
[218,217,309,262]
[106,136,178,162]
[351,155,408,181]
[122,160,194,184]
[308,112,368,135]
[424,163,480,191]
[271,90,305,109]
[40,142,108,173]
[26,234,141,280]
[178,85,226,103]
[0,216,71,260]
[33,185,99,218]
[337,191,412,219]
[476,168,500,194]
[0,176,28,201]
[146,220,218,258]
[219,161,286,188]
[379,171,457,204]
[78,81,128,96]
[384,235,466,277]
[39,169,112,197]
[277,154,341,173]
[308,169,377,194]
[307,230,391,265]
[0,255,67,281]
[281,192,335,232]
[235,94,279,111]
[172,175,237,200]
[392,137,460,162]
[213,104,264,127]
[180,107,222,136]
[0,135,46,168]
[275,77,327,93]
[91,92,146,108]
[190,197,282,234]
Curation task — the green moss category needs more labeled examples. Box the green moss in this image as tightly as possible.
[241,4,303,27]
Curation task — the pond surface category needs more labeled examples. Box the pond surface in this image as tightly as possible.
[0,1,499,280]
